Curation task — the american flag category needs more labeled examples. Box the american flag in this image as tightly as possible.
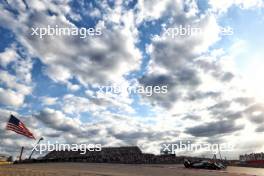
[6,114,35,139]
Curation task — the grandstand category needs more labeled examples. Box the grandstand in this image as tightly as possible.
[20,146,184,164]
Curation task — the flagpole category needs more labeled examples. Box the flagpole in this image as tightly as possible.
[19,146,24,162]
[28,113,43,160]
[28,137,44,160]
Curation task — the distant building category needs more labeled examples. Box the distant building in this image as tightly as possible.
[239,153,264,167]
[240,153,264,161]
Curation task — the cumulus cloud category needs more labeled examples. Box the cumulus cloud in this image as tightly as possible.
[186,91,221,101]
[244,104,264,124]
[0,43,33,108]
[255,126,264,133]
[32,107,179,155]
[0,0,142,87]
[136,0,173,22]
[138,12,221,109]
[61,94,96,115]
[0,71,32,95]
[35,108,81,132]
[0,45,18,67]
[208,0,264,13]
[40,96,58,106]
[186,120,244,137]
[182,114,201,120]
[0,88,24,107]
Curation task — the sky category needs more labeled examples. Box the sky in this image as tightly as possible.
[0,0,264,160]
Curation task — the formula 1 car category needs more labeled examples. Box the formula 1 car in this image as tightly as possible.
[184,159,226,170]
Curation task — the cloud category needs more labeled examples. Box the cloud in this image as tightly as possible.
[186,91,221,101]
[234,97,255,106]
[0,43,33,108]
[0,1,142,87]
[208,101,231,113]
[182,114,201,120]
[138,13,220,109]
[32,107,180,154]
[0,88,24,107]
[111,130,179,146]
[255,126,264,133]
[136,0,174,22]
[186,120,244,137]
[0,45,18,67]
[40,96,58,106]
[61,94,95,115]
[35,108,81,132]
[60,91,134,116]
[208,0,264,13]
[0,70,32,95]
[244,104,264,124]
[195,58,235,82]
